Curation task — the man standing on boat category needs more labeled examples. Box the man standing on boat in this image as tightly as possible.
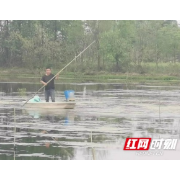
[40,67,59,102]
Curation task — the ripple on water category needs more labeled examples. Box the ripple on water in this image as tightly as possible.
[0,83,180,159]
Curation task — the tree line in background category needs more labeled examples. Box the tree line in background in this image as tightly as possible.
[0,20,179,74]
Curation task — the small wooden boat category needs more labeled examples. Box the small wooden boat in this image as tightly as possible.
[24,101,76,109]
[23,108,75,116]
[0,100,76,109]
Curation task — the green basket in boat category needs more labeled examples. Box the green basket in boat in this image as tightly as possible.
[29,95,41,102]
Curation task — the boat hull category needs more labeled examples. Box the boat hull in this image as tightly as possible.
[24,102,76,109]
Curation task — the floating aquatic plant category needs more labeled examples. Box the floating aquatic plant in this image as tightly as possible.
[17,88,26,96]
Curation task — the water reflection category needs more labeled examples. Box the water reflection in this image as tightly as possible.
[0,106,180,159]
[23,108,75,124]
[1,83,180,159]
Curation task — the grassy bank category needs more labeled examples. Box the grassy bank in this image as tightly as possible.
[0,67,180,85]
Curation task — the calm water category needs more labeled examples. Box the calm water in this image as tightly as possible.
[0,82,180,160]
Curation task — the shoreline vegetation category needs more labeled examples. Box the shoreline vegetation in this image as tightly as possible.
[1,20,180,87]
[1,66,180,85]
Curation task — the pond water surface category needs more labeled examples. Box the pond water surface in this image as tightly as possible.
[0,82,180,160]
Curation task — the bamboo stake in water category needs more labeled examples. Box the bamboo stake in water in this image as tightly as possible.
[22,41,96,106]
[14,108,16,160]
[91,131,96,160]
